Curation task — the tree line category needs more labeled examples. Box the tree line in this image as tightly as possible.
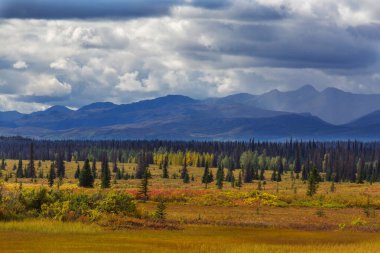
[1,137,380,184]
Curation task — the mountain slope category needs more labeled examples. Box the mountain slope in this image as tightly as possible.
[0,88,378,140]
[253,85,380,124]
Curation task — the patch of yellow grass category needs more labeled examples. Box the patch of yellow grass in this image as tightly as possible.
[0,222,379,253]
[0,219,101,234]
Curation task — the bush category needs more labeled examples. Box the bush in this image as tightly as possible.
[41,201,71,221]
[97,192,136,215]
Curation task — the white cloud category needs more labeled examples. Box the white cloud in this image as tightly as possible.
[24,74,72,97]
[13,61,28,69]
[0,95,48,113]
[116,71,145,92]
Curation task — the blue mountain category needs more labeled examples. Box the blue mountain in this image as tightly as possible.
[0,86,379,140]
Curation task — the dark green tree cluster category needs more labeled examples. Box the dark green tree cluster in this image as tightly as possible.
[100,156,111,189]
[202,162,213,188]
[79,159,94,188]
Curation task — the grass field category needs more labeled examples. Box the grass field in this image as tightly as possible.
[1,160,380,252]
[0,220,380,253]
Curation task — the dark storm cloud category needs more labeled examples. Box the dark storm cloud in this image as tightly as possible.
[0,0,230,19]
[177,20,377,70]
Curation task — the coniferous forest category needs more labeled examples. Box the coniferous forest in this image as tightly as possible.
[1,136,380,184]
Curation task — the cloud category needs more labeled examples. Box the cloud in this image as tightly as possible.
[13,61,28,69]
[0,0,230,19]
[24,74,72,97]
[116,71,146,92]
[0,1,380,112]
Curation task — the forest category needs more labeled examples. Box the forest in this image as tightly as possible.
[1,136,380,183]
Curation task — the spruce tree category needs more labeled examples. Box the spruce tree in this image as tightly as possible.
[112,160,118,173]
[277,171,282,182]
[236,171,242,189]
[16,158,24,178]
[100,156,111,189]
[136,151,146,179]
[294,149,301,175]
[1,157,5,170]
[225,167,233,182]
[230,173,235,188]
[138,169,149,201]
[92,159,97,179]
[155,199,166,221]
[181,158,190,183]
[74,164,80,179]
[79,159,94,188]
[257,180,262,190]
[56,154,65,179]
[48,162,55,187]
[202,162,212,189]
[271,168,277,181]
[162,155,169,178]
[27,143,36,178]
[307,167,319,196]
[216,163,224,189]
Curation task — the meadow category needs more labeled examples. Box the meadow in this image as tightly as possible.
[0,159,380,252]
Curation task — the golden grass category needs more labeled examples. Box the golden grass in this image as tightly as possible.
[0,221,379,253]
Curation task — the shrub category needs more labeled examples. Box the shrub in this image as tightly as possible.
[41,201,71,221]
[351,217,367,226]
[97,192,136,215]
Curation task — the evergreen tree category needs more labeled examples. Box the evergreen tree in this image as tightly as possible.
[162,155,169,178]
[301,164,308,181]
[271,168,277,181]
[294,149,301,175]
[116,167,122,180]
[92,159,97,179]
[100,156,111,189]
[225,167,233,182]
[278,158,284,175]
[257,180,262,190]
[48,162,55,187]
[112,160,118,173]
[216,163,224,189]
[277,171,282,182]
[236,171,242,189]
[56,154,65,179]
[27,143,36,178]
[38,166,43,178]
[136,151,146,179]
[79,159,94,188]
[138,169,149,201]
[74,164,80,179]
[230,173,235,188]
[1,158,5,170]
[16,158,24,178]
[307,167,319,196]
[154,199,166,221]
[181,157,190,183]
[202,162,212,188]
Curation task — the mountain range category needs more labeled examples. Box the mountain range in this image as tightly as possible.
[1,85,380,140]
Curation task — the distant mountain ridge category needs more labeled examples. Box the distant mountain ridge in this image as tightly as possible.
[1,86,380,140]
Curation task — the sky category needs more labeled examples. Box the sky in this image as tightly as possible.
[1,0,380,112]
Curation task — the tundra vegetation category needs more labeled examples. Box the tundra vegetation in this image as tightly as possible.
[0,137,380,252]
